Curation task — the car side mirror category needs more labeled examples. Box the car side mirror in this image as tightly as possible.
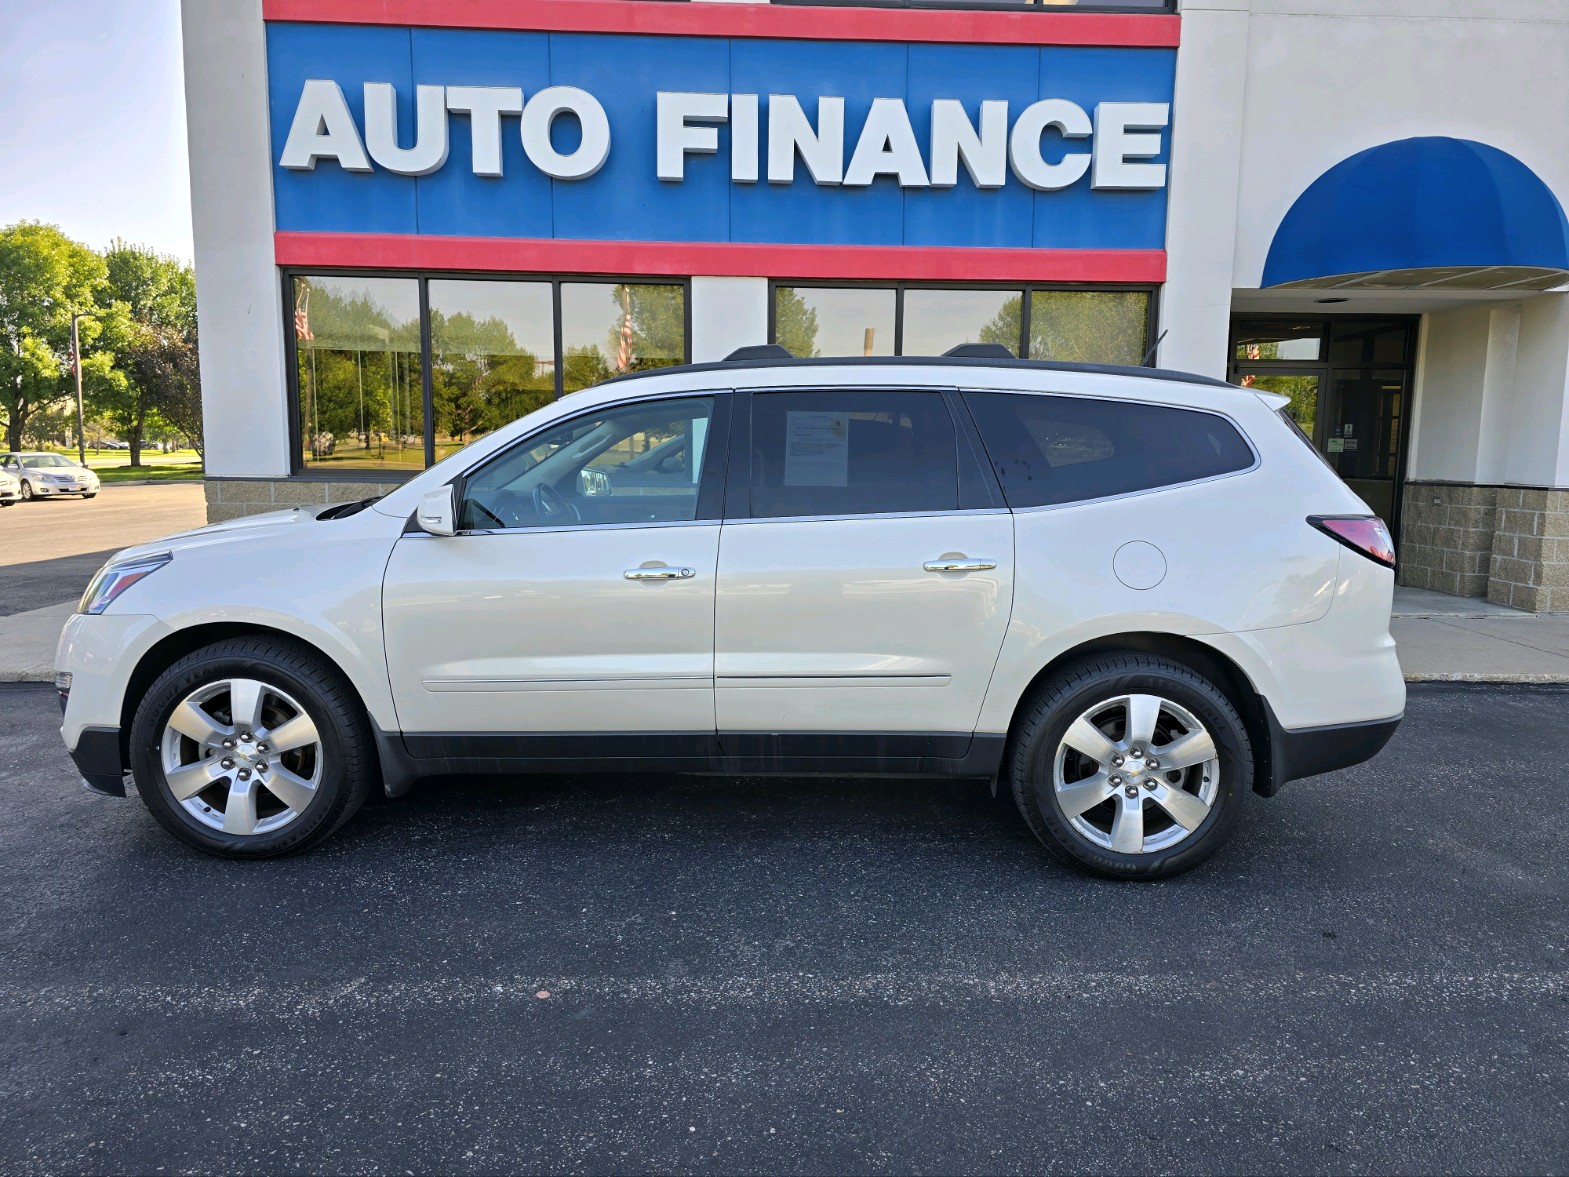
[416,485,457,536]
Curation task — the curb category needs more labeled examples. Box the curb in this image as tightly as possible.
[1404,673,1569,684]
[0,671,54,684]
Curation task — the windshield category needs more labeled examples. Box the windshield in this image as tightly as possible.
[21,454,76,468]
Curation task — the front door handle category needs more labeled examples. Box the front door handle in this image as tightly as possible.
[923,558,997,573]
[624,566,696,581]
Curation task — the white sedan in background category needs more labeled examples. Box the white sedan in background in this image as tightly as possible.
[1,452,100,500]
[0,469,20,506]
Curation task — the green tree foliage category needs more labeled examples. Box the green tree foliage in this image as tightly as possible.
[979,290,1150,365]
[0,222,107,451]
[93,241,199,465]
[773,288,821,358]
[430,309,553,448]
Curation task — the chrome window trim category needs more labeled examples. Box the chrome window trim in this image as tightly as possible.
[724,507,1011,527]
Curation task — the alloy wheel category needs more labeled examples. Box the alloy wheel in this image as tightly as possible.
[159,677,324,836]
[1052,693,1221,855]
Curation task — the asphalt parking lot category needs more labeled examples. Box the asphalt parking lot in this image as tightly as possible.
[1,682,1565,1175]
[0,484,206,615]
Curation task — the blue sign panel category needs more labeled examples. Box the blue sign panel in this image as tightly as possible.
[266,23,1176,251]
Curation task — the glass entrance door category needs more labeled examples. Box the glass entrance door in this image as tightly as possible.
[1229,316,1416,540]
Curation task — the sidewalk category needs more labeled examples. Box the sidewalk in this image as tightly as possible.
[3,588,1565,686]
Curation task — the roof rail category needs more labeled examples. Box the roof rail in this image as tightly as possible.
[943,342,1015,360]
[723,344,794,362]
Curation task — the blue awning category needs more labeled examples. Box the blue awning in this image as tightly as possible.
[1262,138,1569,288]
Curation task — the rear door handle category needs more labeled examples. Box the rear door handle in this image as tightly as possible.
[923,558,997,573]
[624,566,696,581]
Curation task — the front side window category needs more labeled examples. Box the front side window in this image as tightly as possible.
[748,390,959,519]
[965,391,1254,508]
[459,396,715,531]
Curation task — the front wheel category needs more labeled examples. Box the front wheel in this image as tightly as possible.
[128,636,375,858]
[1008,653,1252,880]
[82,492,97,499]
[20,481,33,501]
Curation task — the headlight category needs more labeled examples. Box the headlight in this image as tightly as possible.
[79,552,172,615]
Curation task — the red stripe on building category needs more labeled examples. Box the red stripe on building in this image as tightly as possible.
[260,0,1180,49]
[274,232,1167,284]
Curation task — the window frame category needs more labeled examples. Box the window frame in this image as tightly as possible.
[959,388,1261,513]
[724,386,1001,523]
[282,267,694,480]
[767,279,1160,365]
[447,389,733,537]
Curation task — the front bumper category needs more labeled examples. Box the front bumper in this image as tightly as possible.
[33,482,96,495]
[68,727,127,796]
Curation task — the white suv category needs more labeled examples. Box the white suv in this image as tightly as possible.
[56,349,1404,879]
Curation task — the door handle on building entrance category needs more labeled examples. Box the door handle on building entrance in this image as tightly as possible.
[923,558,997,573]
[624,566,696,581]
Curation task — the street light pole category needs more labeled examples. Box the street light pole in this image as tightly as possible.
[70,312,90,466]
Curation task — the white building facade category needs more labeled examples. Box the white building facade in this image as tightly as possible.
[183,0,1569,610]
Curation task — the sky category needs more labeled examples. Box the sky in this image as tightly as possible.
[0,0,193,261]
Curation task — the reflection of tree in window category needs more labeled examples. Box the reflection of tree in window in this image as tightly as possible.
[773,288,821,358]
[430,309,553,454]
[293,277,423,470]
[976,290,1149,365]
[560,283,685,394]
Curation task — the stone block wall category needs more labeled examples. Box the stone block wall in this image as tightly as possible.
[1486,487,1569,612]
[1399,482,1569,611]
[204,479,400,524]
[1397,484,1500,598]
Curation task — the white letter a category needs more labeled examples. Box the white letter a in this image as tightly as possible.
[280,80,373,172]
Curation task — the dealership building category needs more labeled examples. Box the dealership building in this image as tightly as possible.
[182,0,1569,610]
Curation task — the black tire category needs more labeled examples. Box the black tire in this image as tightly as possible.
[1007,653,1251,881]
[82,492,97,499]
[20,481,33,501]
[128,636,375,858]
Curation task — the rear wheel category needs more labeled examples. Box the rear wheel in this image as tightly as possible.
[1008,653,1251,880]
[128,636,375,858]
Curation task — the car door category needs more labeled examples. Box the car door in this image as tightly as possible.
[714,387,1014,758]
[382,393,729,757]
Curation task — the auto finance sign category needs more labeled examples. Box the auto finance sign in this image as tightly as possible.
[266,24,1176,251]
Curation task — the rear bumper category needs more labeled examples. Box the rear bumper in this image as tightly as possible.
[68,726,127,797]
[1264,708,1401,795]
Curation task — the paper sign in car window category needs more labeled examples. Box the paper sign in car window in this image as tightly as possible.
[784,411,850,487]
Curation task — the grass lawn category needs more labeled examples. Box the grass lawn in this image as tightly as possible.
[93,463,206,483]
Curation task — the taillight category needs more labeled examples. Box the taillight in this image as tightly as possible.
[1308,515,1396,569]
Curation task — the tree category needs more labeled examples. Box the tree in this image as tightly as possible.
[130,322,204,456]
[0,222,106,451]
[977,291,1151,365]
[93,242,198,466]
[773,288,821,358]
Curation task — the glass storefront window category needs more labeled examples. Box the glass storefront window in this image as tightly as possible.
[428,280,555,461]
[560,282,686,394]
[774,286,897,358]
[293,276,424,472]
[1029,290,1150,366]
[902,288,1023,356]
[770,284,1154,365]
[290,275,689,474]
[1232,320,1324,363]
[1328,320,1412,366]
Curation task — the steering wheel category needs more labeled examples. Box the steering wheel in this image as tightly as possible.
[533,482,581,524]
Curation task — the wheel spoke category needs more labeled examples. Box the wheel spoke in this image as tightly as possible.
[1160,728,1217,771]
[1125,694,1164,750]
[227,679,267,735]
[263,765,317,814]
[167,700,229,748]
[1063,716,1117,765]
[1110,792,1145,854]
[222,777,258,834]
[165,756,230,801]
[1056,771,1114,819]
[1150,782,1211,832]
[264,712,319,755]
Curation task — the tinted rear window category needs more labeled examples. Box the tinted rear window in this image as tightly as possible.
[964,391,1254,509]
